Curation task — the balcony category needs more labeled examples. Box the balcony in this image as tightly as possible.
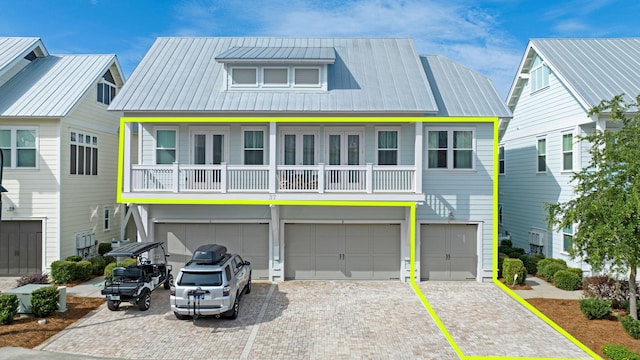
[129,163,417,194]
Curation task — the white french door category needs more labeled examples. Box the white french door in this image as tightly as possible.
[192,131,226,165]
[325,130,364,189]
[280,131,317,165]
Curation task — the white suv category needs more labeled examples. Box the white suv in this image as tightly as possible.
[170,244,251,320]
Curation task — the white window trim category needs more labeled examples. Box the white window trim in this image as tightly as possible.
[241,127,268,165]
[262,67,289,88]
[561,223,574,254]
[375,127,401,166]
[293,66,322,88]
[0,126,39,169]
[153,127,179,165]
[530,56,550,94]
[425,127,476,171]
[103,206,111,232]
[188,126,230,165]
[536,136,547,173]
[498,145,505,175]
[229,67,258,88]
[69,129,99,175]
[324,127,365,166]
[561,131,575,173]
[278,127,320,165]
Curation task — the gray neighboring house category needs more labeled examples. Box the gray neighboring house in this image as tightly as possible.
[109,37,510,282]
[0,37,125,275]
[500,38,640,272]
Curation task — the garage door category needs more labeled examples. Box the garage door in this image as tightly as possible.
[155,223,269,279]
[420,224,476,281]
[0,221,42,276]
[285,223,400,280]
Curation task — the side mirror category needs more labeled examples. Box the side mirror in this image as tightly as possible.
[244,261,251,266]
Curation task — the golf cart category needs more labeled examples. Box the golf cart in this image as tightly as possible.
[101,241,173,311]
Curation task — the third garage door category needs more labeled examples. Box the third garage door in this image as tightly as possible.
[285,223,400,280]
[420,224,477,281]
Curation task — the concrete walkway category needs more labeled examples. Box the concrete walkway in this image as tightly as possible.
[514,275,584,299]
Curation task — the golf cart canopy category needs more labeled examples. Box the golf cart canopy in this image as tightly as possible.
[105,241,165,257]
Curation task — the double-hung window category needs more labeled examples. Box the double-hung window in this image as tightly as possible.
[562,224,574,253]
[70,131,98,175]
[426,129,474,170]
[499,146,505,175]
[155,129,177,164]
[0,127,37,169]
[243,129,265,165]
[104,207,111,231]
[537,138,547,172]
[376,129,399,165]
[562,133,573,171]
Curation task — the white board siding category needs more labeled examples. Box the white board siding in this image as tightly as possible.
[418,122,494,271]
[500,60,592,262]
[58,89,122,259]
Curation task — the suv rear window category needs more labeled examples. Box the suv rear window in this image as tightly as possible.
[178,271,223,286]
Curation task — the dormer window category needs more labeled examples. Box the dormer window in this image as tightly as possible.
[294,68,320,87]
[97,70,117,105]
[263,68,288,86]
[231,68,257,86]
[530,55,549,93]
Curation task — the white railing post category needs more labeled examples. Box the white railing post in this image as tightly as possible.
[123,122,132,193]
[172,162,180,193]
[366,163,373,193]
[221,163,227,193]
[318,163,325,193]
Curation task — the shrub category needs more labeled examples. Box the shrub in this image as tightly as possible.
[621,315,640,339]
[553,270,582,291]
[540,263,567,282]
[103,256,116,266]
[519,255,543,275]
[16,272,50,287]
[508,248,525,258]
[30,286,59,318]
[50,260,76,284]
[582,275,629,309]
[98,242,113,256]
[89,257,107,276]
[566,267,583,279]
[75,260,93,281]
[536,258,567,274]
[103,258,138,277]
[623,300,640,319]
[497,252,507,279]
[579,298,611,320]
[500,239,512,248]
[498,246,512,255]
[0,293,19,325]
[602,344,640,360]
[503,258,527,285]
[65,255,82,262]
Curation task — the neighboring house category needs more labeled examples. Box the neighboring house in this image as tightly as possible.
[500,38,640,271]
[0,37,126,275]
[109,37,510,282]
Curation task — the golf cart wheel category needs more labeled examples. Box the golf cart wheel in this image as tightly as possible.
[174,311,191,320]
[225,293,239,320]
[138,289,151,311]
[107,300,120,311]
[164,273,174,290]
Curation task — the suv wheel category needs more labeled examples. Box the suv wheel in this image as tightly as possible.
[107,300,120,311]
[226,294,239,320]
[245,274,252,294]
[174,311,191,320]
[138,289,151,311]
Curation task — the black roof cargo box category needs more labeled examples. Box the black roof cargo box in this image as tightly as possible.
[191,244,227,264]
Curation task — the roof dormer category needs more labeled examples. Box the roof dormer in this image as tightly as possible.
[215,46,336,91]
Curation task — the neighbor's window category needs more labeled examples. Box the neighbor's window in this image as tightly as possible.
[499,146,505,175]
[537,138,547,172]
[97,70,117,105]
[377,129,398,165]
[155,129,177,164]
[243,129,264,165]
[562,133,573,171]
[498,203,503,225]
[530,55,549,93]
[562,224,573,253]
[70,131,98,175]
[294,68,320,86]
[104,207,111,231]
[231,68,257,86]
[0,127,38,169]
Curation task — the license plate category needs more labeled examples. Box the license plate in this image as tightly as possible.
[106,295,120,301]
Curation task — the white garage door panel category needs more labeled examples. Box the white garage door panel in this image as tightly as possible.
[285,223,400,280]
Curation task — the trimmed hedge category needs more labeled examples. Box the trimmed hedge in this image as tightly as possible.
[103,258,138,277]
[500,239,512,248]
[98,242,113,256]
[31,286,59,318]
[50,260,76,284]
[65,255,82,262]
[89,256,107,276]
[519,254,544,275]
[0,293,19,325]
[507,247,525,258]
[75,260,93,281]
[503,258,527,285]
[566,267,583,279]
[621,315,640,339]
[602,344,640,360]
[579,298,611,320]
[582,275,629,309]
[497,253,507,279]
[553,270,582,291]
[540,263,567,282]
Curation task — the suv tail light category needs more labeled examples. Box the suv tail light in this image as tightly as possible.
[170,286,175,296]
[223,286,230,296]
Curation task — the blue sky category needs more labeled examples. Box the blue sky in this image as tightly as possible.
[1,0,639,98]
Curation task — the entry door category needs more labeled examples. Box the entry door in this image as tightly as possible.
[281,131,317,165]
[421,224,477,281]
[326,130,363,189]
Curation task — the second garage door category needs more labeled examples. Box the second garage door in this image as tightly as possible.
[0,221,42,276]
[285,223,400,280]
[155,223,269,279]
[420,224,477,281]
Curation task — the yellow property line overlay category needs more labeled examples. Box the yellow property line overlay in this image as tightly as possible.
[117,116,599,359]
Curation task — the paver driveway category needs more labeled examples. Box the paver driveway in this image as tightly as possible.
[37,281,593,359]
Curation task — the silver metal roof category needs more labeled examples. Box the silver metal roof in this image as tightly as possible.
[420,55,511,118]
[0,37,47,74]
[215,47,336,64]
[0,54,117,117]
[109,37,438,113]
[507,38,640,110]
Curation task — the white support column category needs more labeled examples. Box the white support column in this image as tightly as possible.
[172,162,180,192]
[269,122,277,193]
[123,121,132,193]
[269,205,282,281]
[318,163,325,193]
[221,162,227,193]
[129,205,148,243]
[366,163,373,193]
[414,122,423,193]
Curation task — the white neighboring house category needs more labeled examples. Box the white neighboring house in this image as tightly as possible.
[0,37,126,275]
[499,38,640,272]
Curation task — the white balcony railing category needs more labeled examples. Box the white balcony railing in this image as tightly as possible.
[130,163,415,194]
